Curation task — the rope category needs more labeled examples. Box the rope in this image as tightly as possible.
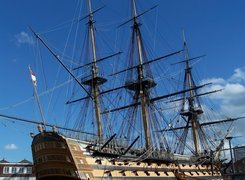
[0,72,87,111]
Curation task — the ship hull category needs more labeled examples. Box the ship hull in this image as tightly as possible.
[32,132,222,179]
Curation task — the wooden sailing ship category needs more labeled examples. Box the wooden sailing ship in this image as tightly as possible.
[1,0,243,179]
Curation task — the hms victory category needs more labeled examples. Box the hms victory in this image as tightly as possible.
[1,0,243,179]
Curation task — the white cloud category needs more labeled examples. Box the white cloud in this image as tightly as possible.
[202,67,245,146]
[15,32,34,46]
[229,67,245,82]
[202,68,245,110]
[4,143,18,150]
[202,77,226,85]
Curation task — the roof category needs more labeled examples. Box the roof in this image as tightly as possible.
[0,159,33,165]
[0,159,9,163]
[19,159,32,164]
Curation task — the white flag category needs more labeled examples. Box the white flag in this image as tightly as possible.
[29,68,37,86]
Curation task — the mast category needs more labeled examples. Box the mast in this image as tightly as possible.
[130,0,151,150]
[81,0,106,143]
[180,31,203,156]
[28,65,47,131]
[30,0,106,142]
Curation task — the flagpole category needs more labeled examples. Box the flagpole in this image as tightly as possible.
[28,65,47,131]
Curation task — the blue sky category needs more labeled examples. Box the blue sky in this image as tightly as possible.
[0,0,245,162]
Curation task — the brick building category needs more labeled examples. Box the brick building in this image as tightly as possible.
[0,159,35,180]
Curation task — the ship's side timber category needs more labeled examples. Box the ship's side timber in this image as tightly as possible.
[31,132,81,180]
[31,132,223,179]
[65,137,223,179]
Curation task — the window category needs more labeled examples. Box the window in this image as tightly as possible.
[19,167,25,174]
[56,142,66,149]
[46,154,67,161]
[40,143,45,150]
[12,167,17,174]
[35,145,39,152]
[35,143,46,152]
[66,156,71,162]
[3,166,32,174]
[3,166,10,174]
[27,167,32,174]
[85,173,90,179]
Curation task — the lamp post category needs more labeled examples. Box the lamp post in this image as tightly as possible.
[226,137,235,174]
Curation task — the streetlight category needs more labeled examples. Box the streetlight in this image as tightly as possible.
[226,137,235,174]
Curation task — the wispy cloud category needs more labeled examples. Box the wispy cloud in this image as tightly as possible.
[15,31,34,46]
[202,67,245,145]
[228,67,245,83]
[4,144,18,150]
[11,58,17,63]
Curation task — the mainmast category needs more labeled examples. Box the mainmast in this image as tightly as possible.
[125,0,153,150]
[180,32,203,156]
[80,0,107,143]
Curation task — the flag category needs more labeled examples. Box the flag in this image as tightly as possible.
[29,67,37,86]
